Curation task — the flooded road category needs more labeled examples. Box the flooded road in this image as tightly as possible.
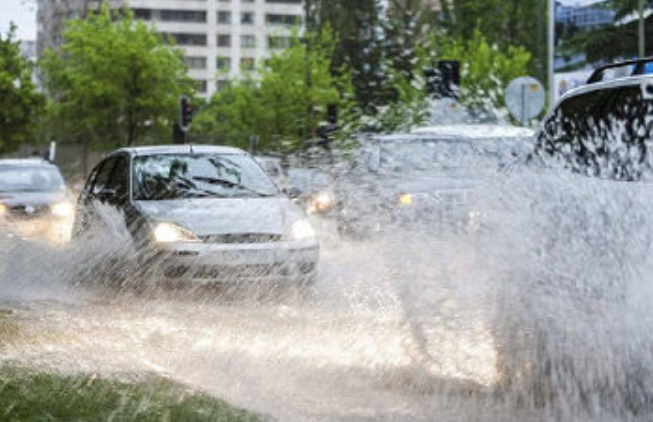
[0,228,535,422]
[3,170,653,422]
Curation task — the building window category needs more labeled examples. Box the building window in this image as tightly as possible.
[216,56,231,70]
[185,56,207,69]
[217,11,232,24]
[268,36,293,49]
[240,58,255,71]
[168,33,207,46]
[132,9,152,20]
[266,13,300,26]
[161,10,207,23]
[241,12,254,25]
[217,34,231,47]
[241,35,256,48]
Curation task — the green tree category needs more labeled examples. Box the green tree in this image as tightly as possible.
[373,29,532,130]
[306,0,388,113]
[612,0,653,18]
[40,4,191,150]
[192,29,357,153]
[440,0,546,84]
[0,24,44,153]
[433,29,532,112]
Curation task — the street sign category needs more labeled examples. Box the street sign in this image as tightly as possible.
[505,76,546,125]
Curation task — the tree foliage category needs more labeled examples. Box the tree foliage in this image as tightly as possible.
[0,24,44,154]
[440,0,545,83]
[191,29,357,154]
[306,0,388,112]
[40,4,191,149]
[372,29,532,130]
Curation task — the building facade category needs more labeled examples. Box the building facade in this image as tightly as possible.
[555,0,615,31]
[37,0,304,98]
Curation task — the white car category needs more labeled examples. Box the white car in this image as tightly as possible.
[0,159,75,244]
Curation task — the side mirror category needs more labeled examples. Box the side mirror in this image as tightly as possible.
[285,187,302,199]
[97,188,117,202]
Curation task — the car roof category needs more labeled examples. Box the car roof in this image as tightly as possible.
[0,158,58,168]
[254,155,282,163]
[112,145,246,157]
[374,124,534,142]
[557,73,653,104]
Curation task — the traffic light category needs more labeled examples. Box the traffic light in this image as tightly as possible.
[180,96,193,131]
[425,60,460,99]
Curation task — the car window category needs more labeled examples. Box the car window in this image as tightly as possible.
[133,153,280,200]
[91,157,117,195]
[107,155,129,200]
[378,139,482,172]
[0,166,66,193]
[84,165,101,193]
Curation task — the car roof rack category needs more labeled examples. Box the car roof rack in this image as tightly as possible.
[587,57,653,84]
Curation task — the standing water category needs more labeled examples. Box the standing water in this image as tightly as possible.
[1,165,653,422]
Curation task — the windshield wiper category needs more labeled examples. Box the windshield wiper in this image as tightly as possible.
[191,176,276,197]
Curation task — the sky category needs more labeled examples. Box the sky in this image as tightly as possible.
[0,0,37,41]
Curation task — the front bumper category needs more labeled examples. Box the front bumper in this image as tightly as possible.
[0,216,73,245]
[338,203,479,236]
[152,239,319,283]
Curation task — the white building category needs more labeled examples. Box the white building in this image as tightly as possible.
[37,0,304,98]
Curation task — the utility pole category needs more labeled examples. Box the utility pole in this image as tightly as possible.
[548,0,555,107]
[537,0,545,84]
[639,0,646,58]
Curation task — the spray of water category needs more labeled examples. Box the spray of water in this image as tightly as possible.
[1,162,653,422]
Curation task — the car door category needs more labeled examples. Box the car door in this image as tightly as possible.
[73,158,115,237]
[78,156,119,235]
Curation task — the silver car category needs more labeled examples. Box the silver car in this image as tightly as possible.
[334,124,534,237]
[0,159,75,244]
[73,145,319,286]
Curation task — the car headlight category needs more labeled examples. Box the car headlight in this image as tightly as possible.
[0,204,6,218]
[51,202,74,218]
[309,191,335,213]
[282,219,317,241]
[153,222,200,243]
[398,193,413,206]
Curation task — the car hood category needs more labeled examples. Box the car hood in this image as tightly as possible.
[0,190,68,206]
[135,197,304,236]
[386,172,478,194]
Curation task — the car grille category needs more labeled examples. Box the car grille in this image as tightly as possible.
[5,204,51,219]
[199,233,281,244]
[434,189,473,205]
[164,263,315,279]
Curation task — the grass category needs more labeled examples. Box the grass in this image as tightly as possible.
[0,367,263,422]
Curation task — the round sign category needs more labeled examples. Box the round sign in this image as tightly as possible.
[505,76,546,124]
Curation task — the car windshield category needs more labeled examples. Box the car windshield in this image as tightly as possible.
[0,166,66,193]
[133,153,280,200]
[377,138,523,172]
